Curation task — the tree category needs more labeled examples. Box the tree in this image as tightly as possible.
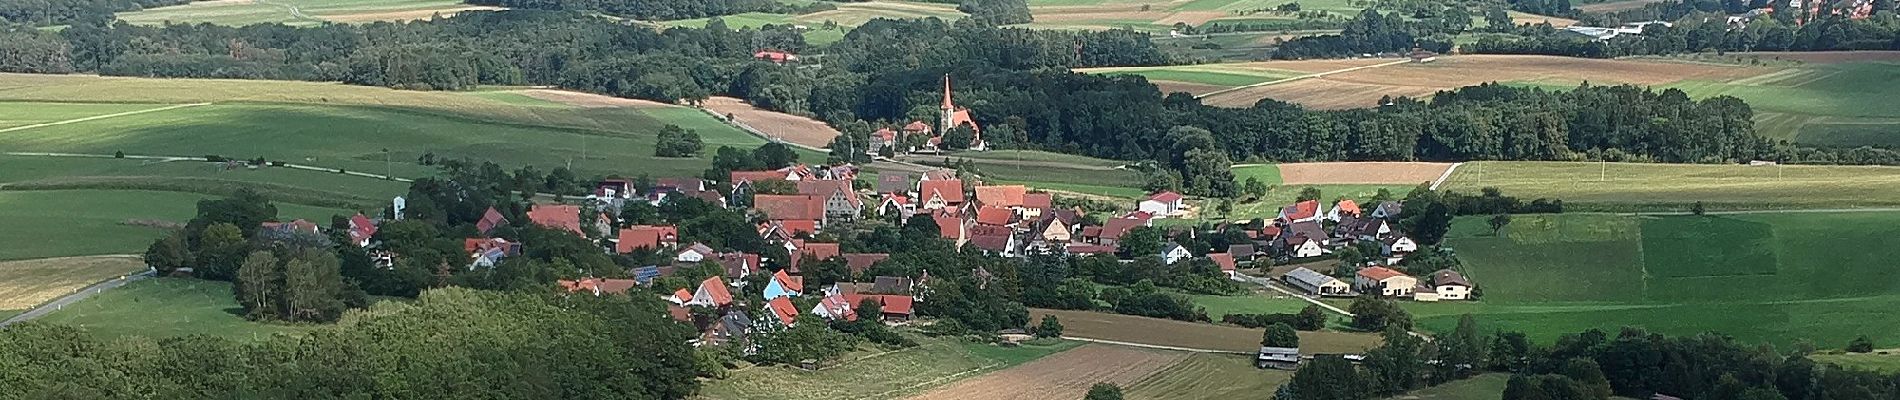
[143,231,192,275]
[1438,314,1487,379]
[1692,201,1707,216]
[1400,185,1454,246]
[753,142,799,169]
[1847,335,1875,353]
[1217,198,1234,218]
[1288,355,1365,400]
[1295,305,1327,331]
[1488,214,1512,236]
[654,124,705,157]
[234,251,280,320]
[941,125,975,150]
[1084,383,1124,400]
[1117,227,1165,259]
[1297,187,1323,202]
[281,249,347,322]
[195,222,250,281]
[1560,358,1613,399]
[1036,315,1064,338]
[1243,177,1268,199]
[1263,323,1300,347]
[1349,297,1411,332]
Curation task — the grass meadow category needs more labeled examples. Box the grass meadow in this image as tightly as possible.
[1667,61,1900,148]
[1439,161,1900,212]
[1411,211,1900,349]
[1031,308,1383,354]
[0,190,353,260]
[1125,353,1292,400]
[1384,373,1510,400]
[698,335,1082,399]
[33,278,317,341]
[1812,352,1900,373]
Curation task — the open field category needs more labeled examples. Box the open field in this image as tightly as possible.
[1125,353,1291,399]
[1577,0,1667,13]
[1812,352,1900,373]
[0,256,148,310]
[1032,308,1382,354]
[907,344,1188,400]
[1439,161,1900,211]
[1276,162,1451,185]
[0,154,411,208]
[117,0,499,26]
[1201,55,1772,109]
[703,96,840,150]
[1387,373,1509,400]
[1191,291,1320,321]
[33,278,316,341]
[659,2,962,44]
[1507,10,1576,26]
[1661,60,1900,148]
[0,190,351,261]
[1409,211,1900,348]
[699,336,1082,399]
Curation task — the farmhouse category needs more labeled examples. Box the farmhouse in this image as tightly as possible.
[1138,191,1187,217]
[974,185,1026,209]
[1279,200,1321,224]
[1208,253,1239,278]
[1431,269,1473,300]
[796,179,863,221]
[1284,267,1352,296]
[476,207,507,235]
[918,179,965,211]
[1355,266,1417,297]
[753,194,827,229]
[526,204,584,235]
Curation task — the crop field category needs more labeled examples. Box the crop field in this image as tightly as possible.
[1439,161,1900,211]
[1409,211,1900,349]
[1078,58,1387,96]
[33,278,316,341]
[0,256,148,310]
[1125,353,1291,399]
[1191,291,1320,321]
[1021,0,1368,32]
[1031,308,1382,354]
[659,2,962,44]
[116,0,500,26]
[699,336,1081,399]
[1200,55,1772,108]
[1386,373,1510,400]
[907,344,1188,400]
[1662,59,1900,148]
[703,96,841,150]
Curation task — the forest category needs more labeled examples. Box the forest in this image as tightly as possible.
[0,0,184,25]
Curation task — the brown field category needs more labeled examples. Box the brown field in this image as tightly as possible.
[905,345,1189,400]
[1725,51,1900,64]
[1032,309,1382,354]
[510,89,672,108]
[319,6,504,23]
[1221,58,1396,73]
[1577,0,1667,13]
[1152,80,1230,96]
[0,256,147,310]
[702,96,840,149]
[1206,54,1773,109]
[1278,162,1454,185]
[1507,10,1577,26]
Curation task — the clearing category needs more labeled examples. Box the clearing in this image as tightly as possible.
[1125,353,1292,399]
[698,336,1081,399]
[31,277,316,341]
[1438,161,1900,212]
[1811,352,1900,374]
[1031,308,1382,354]
[116,0,499,26]
[0,256,148,311]
[702,96,841,150]
[1410,211,1900,349]
[905,344,1189,400]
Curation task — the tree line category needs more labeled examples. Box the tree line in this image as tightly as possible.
[0,0,183,26]
[462,0,819,20]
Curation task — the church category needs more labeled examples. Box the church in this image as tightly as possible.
[870,75,986,155]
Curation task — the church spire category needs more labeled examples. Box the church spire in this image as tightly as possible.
[941,74,954,110]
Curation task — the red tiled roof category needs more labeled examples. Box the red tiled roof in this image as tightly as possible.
[969,235,1011,251]
[778,220,818,236]
[754,194,825,221]
[694,276,733,306]
[1282,200,1320,221]
[843,253,890,275]
[933,214,963,239]
[1148,191,1184,202]
[903,121,932,132]
[796,242,842,271]
[968,224,1012,237]
[349,214,377,244]
[730,170,788,184]
[1066,244,1115,254]
[1101,218,1146,241]
[919,179,964,204]
[818,295,858,321]
[796,179,861,207]
[1022,193,1052,210]
[974,185,1026,208]
[527,205,584,235]
[476,207,507,235]
[879,295,914,315]
[1208,253,1238,272]
[975,206,1014,226]
[1357,266,1409,281]
[561,278,637,296]
[673,288,692,300]
[1080,226,1103,238]
[773,269,804,293]
[666,305,691,322]
[768,296,798,326]
[616,225,678,254]
[1334,199,1361,216]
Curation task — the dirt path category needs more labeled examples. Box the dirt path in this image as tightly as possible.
[0,103,210,134]
[904,345,1189,400]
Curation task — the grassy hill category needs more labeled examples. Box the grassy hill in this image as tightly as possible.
[1439,161,1900,212]
[1409,211,1900,349]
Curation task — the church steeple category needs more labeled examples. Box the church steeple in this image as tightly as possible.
[941,74,954,110]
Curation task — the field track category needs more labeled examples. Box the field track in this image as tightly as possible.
[904,345,1188,400]
[1277,162,1453,185]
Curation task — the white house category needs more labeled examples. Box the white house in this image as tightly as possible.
[1161,243,1192,265]
[676,243,716,264]
[1431,269,1472,300]
[1284,267,1352,296]
[1368,201,1403,219]
[1285,236,1326,259]
[1324,199,1361,222]
[1279,200,1321,224]
[1138,191,1186,217]
[1354,266,1417,297]
[1381,235,1417,256]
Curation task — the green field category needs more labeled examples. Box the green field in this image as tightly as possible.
[117,0,482,26]
[698,336,1082,399]
[0,190,353,260]
[1126,353,1291,400]
[33,278,316,341]
[1409,212,1900,349]
[1440,161,1900,212]
[660,2,962,45]
[1385,373,1510,400]
[1231,164,1283,185]
[1192,291,1318,321]
[1812,352,1900,373]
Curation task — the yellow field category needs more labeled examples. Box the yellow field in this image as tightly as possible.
[0,256,147,310]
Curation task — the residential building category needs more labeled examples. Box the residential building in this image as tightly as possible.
[842,253,890,277]
[974,185,1026,209]
[615,225,678,254]
[875,173,910,195]
[475,207,507,235]
[1431,269,1472,300]
[1161,243,1191,265]
[686,276,734,307]
[763,270,803,300]
[464,238,521,270]
[1138,191,1186,217]
[527,204,584,235]
[1283,267,1352,296]
[1355,266,1417,297]
[766,296,798,327]
[1278,200,1321,224]
[796,179,862,221]
[968,234,1018,257]
[1325,199,1361,222]
[676,243,716,264]
[1368,201,1403,219]
[1381,235,1417,256]
[1208,253,1239,279]
[753,194,827,229]
[918,179,965,211]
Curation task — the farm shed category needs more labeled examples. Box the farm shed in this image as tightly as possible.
[1284,267,1353,296]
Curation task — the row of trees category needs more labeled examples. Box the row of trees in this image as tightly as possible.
[1467,14,1900,58]
[461,0,811,20]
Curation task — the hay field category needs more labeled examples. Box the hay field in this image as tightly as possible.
[905,345,1189,400]
[1506,10,1576,26]
[1202,55,1772,109]
[117,0,497,26]
[0,256,148,310]
[1031,308,1383,354]
[703,96,840,150]
[1125,353,1292,399]
[1440,161,1900,211]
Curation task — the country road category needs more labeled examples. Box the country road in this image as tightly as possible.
[0,269,154,328]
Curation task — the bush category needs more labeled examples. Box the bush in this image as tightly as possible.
[1223,313,1301,328]
[114,151,125,158]
[1848,335,1875,353]
[1035,315,1063,338]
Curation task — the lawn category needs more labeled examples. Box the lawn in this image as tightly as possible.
[1387,373,1510,400]
[0,190,354,260]
[697,335,1083,399]
[1192,291,1319,321]
[1438,161,1900,212]
[117,0,484,26]
[1411,211,1900,349]
[951,150,1129,168]
[0,256,149,310]
[1125,353,1293,400]
[32,278,317,341]
[1232,164,1284,185]
[1031,308,1383,354]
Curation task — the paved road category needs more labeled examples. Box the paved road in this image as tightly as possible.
[0,269,154,328]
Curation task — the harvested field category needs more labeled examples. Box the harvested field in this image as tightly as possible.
[1032,309,1382,354]
[509,89,672,108]
[1577,0,1666,13]
[1277,162,1453,185]
[1725,51,1900,64]
[1206,55,1773,109]
[318,5,503,22]
[1152,80,1230,96]
[0,256,148,310]
[1507,10,1577,26]
[905,345,1188,400]
[1126,353,1292,400]
[702,96,840,149]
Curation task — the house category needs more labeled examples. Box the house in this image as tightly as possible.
[1038,211,1077,243]
[753,49,799,63]
[1093,216,1151,246]
[796,179,862,221]
[596,178,636,199]
[766,296,798,327]
[527,204,584,235]
[1284,267,1352,296]
[1355,266,1417,297]
[705,309,753,346]
[869,128,897,156]
[1227,244,1258,263]
[1208,253,1239,278]
[920,168,957,182]
[1278,200,1321,224]
[875,295,914,321]
[842,253,890,277]
[870,276,914,294]
[338,214,376,247]
[1257,346,1301,370]
[1065,244,1116,256]
[1343,218,1396,242]
[761,270,803,301]
[877,194,917,220]
[753,194,827,229]
[876,173,910,195]
[686,276,735,307]
[475,207,508,235]
[1413,283,1441,302]
[918,179,965,211]
[812,294,857,321]
[1368,201,1403,219]
[261,219,320,236]
[656,177,707,193]
[1381,235,1417,256]
[1138,191,1186,217]
[902,121,933,142]
[1325,199,1361,222]
[974,185,1026,209]
[1279,221,1329,258]
[1161,243,1192,265]
[791,242,841,273]
[1431,269,1472,300]
[676,242,717,264]
[1021,193,1052,219]
[668,288,693,305]
[615,225,679,254]
[715,252,761,280]
[967,234,1018,257]
[974,206,1015,227]
[464,238,521,269]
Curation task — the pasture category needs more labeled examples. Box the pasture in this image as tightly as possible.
[1125,353,1291,399]
[1410,211,1900,349]
[0,189,352,261]
[1812,352,1900,374]
[1191,291,1318,321]
[1197,54,1771,108]
[1031,308,1383,354]
[698,336,1081,399]
[32,278,316,341]
[1438,161,1900,211]
[1386,373,1510,400]
[0,256,148,310]
[907,344,1188,400]
[116,0,499,26]
[659,2,962,44]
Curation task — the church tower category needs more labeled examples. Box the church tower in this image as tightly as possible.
[939,74,956,133]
